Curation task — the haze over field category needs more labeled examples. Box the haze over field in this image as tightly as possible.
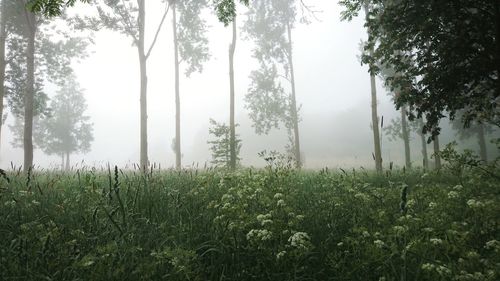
[0,0,498,170]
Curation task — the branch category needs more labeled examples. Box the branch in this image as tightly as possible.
[145,3,170,60]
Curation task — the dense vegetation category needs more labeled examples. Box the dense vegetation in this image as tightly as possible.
[1,149,499,281]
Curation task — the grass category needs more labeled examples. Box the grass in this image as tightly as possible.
[0,160,499,280]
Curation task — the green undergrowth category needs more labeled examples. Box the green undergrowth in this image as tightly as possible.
[0,158,499,280]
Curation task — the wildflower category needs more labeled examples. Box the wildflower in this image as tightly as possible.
[276,251,286,260]
[421,263,435,271]
[428,202,437,209]
[467,199,485,208]
[430,238,443,245]
[436,265,451,276]
[337,242,344,247]
[485,240,499,252]
[32,200,40,206]
[447,191,459,199]
[277,199,286,207]
[453,184,463,191]
[247,229,272,242]
[374,240,385,249]
[273,193,284,199]
[406,199,416,209]
[362,231,370,238]
[288,232,311,250]
[393,225,407,236]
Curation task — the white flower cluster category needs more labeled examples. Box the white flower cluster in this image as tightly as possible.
[466,199,485,208]
[288,232,311,250]
[256,213,273,226]
[447,191,460,199]
[247,229,272,242]
[430,238,443,245]
[485,239,499,252]
[373,239,385,249]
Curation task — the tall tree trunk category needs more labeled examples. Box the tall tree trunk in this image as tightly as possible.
[65,152,70,171]
[23,10,36,173]
[61,153,64,170]
[0,0,6,158]
[364,3,382,173]
[495,0,500,101]
[138,0,148,170]
[477,123,488,162]
[286,20,301,168]
[401,106,411,168]
[418,119,429,170]
[172,3,181,170]
[229,17,237,170]
[433,135,441,169]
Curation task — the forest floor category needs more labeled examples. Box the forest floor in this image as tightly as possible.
[0,155,499,280]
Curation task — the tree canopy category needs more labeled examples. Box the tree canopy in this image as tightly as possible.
[341,0,500,135]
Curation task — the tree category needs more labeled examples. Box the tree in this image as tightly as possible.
[89,0,170,169]
[228,15,237,170]
[170,0,210,170]
[207,118,241,168]
[360,3,382,172]
[0,0,7,157]
[7,0,87,172]
[340,0,500,136]
[37,75,93,170]
[451,110,493,162]
[243,0,306,168]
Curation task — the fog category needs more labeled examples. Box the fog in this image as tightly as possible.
[1,0,497,169]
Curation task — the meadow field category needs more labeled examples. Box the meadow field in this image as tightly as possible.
[1,153,499,281]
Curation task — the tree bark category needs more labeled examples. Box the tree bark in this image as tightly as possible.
[286,20,302,168]
[477,123,488,162]
[23,9,36,173]
[61,153,64,170]
[229,17,237,170]
[364,3,382,173]
[138,0,148,170]
[418,119,429,170]
[401,106,411,168]
[433,135,441,169]
[172,3,181,170]
[0,0,6,159]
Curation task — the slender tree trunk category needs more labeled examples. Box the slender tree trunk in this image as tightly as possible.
[418,119,429,170]
[0,0,6,158]
[138,0,148,170]
[229,17,237,170]
[477,123,488,162]
[23,10,36,173]
[364,3,382,173]
[61,153,64,170]
[401,106,411,168]
[172,3,181,170]
[495,0,500,100]
[65,152,70,171]
[286,20,301,168]
[433,135,441,169]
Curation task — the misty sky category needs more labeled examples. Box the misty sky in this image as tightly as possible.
[2,0,488,170]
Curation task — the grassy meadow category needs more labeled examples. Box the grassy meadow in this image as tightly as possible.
[0,154,499,281]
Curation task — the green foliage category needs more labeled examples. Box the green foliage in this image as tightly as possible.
[340,0,500,135]
[207,118,241,168]
[0,165,499,280]
[37,74,93,157]
[212,0,249,26]
[175,0,211,77]
[26,0,90,18]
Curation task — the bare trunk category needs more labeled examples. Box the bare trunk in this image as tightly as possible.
[433,135,441,169]
[23,11,36,173]
[61,153,64,170]
[286,21,301,168]
[477,123,488,162]
[65,152,70,171]
[401,106,411,168]
[0,0,6,158]
[364,3,382,173]
[138,0,148,170]
[173,4,181,170]
[229,17,237,170]
[418,119,429,170]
